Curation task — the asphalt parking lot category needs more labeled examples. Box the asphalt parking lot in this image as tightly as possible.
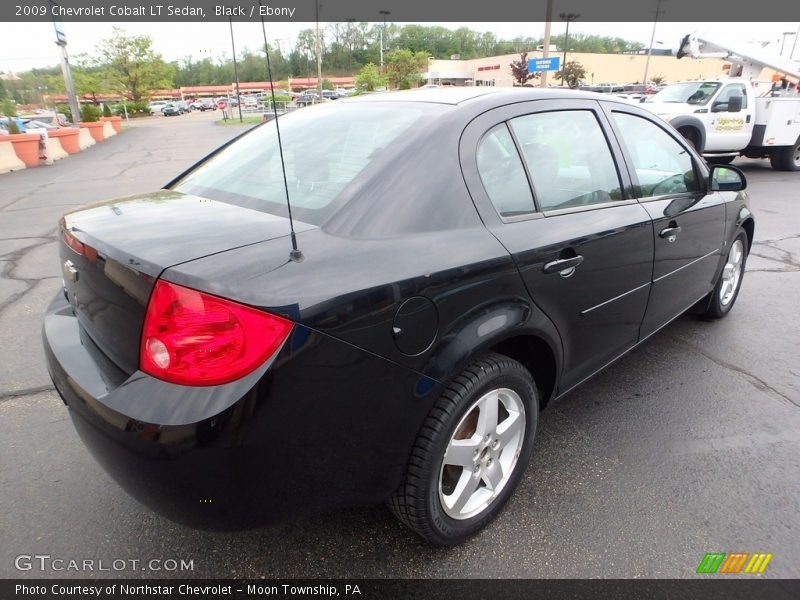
[0,109,798,579]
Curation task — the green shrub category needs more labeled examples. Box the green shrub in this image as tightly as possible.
[126,101,152,115]
[7,119,20,134]
[102,104,112,117]
[0,98,17,117]
[80,104,101,122]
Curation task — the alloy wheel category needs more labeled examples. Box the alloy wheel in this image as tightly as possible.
[438,388,526,520]
[720,239,744,306]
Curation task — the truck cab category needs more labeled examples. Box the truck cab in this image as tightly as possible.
[643,79,755,153]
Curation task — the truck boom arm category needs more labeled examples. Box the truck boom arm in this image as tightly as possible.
[677,34,800,82]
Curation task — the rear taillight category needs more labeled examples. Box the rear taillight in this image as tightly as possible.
[140,280,292,386]
[62,229,84,255]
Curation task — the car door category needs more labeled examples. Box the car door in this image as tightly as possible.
[701,82,754,151]
[602,103,726,339]
[461,99,655,393]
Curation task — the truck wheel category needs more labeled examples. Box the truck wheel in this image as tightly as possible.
[677,127,702,153]
[770,138,800,171]
[706,156,735,165]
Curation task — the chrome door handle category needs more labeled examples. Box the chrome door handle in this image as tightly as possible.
[543,255,584,275]
[659,225,682,239]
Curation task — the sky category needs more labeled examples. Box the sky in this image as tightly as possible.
[1,21,798,74]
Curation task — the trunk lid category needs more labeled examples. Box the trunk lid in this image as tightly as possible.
[59,190,312,375]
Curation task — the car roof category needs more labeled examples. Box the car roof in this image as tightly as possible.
[343,86,629,107]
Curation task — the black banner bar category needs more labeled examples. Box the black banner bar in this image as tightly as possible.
[3,579,800,600]
[3,0,800,23]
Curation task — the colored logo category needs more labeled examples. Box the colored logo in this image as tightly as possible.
[696,552,773,574]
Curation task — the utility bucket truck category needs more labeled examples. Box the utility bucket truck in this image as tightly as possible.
[642,33,800,171]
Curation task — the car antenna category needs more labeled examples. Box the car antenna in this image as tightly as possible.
[259,1,303,262]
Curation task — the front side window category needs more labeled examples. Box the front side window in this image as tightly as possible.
[612,112,700,198]
[509,110,624,211]
[714,84,748,110]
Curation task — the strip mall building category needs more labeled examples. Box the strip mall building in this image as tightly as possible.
[424,51,768,86]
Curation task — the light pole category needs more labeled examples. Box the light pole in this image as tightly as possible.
[643,0,666,87]
[229,17,243,122]
[49,0,80,125]
[315,1,323,99]
[559,12,579,87]
[540,0,554,88]
[379,10,391,71]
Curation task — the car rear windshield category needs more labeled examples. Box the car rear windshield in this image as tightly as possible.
[173,103,427,226]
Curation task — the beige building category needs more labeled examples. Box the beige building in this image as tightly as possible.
[424,51,772,87]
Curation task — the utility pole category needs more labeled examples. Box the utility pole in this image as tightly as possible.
[315,0,323,99]
[643,0,666,87]
[780,31,796,57]
[540,0,554,88]
[791,24,800,61]
[49,1,80,125]
[379,10,391,71]
[559,12,579,87]
[229,17,243,122]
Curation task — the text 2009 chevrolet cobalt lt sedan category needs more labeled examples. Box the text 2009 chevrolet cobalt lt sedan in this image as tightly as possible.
[43,88,753,545]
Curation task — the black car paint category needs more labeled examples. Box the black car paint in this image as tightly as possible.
[43,89,753,529]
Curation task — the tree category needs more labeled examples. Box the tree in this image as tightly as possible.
[0,77,7,99]
[321,78,333,90]
[650,75,665,85]
[95,27,174,102]
[509,52,540,86]
[355,63,387,91]
[384,49,427,89]
[555,61,586,89]
[74,70,113,104]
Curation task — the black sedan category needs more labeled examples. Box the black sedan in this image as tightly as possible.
[43,88,753,545]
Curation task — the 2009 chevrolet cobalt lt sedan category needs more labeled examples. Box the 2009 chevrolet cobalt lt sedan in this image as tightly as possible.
[43,88,753,545]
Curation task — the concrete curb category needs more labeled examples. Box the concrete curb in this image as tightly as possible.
[45,136,68,162]
[0,140,26,174]
[102,121,116,138]
[77,128,96,150]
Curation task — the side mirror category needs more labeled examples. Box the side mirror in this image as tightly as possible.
[708,164,747,192]
[728,94,743,113]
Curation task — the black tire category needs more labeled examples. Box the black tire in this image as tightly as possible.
[702,232,748,319]
[389,353,538,545]
[769,137,800,171]
[677,127,702,153]
[706,155,735,165]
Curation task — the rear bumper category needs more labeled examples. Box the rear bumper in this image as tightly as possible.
[43,292,440,530]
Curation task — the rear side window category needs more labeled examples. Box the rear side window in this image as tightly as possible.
[174,104,425,225]
[509,110,624,211]
[611,112,700,198]
[477,124,536,217]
